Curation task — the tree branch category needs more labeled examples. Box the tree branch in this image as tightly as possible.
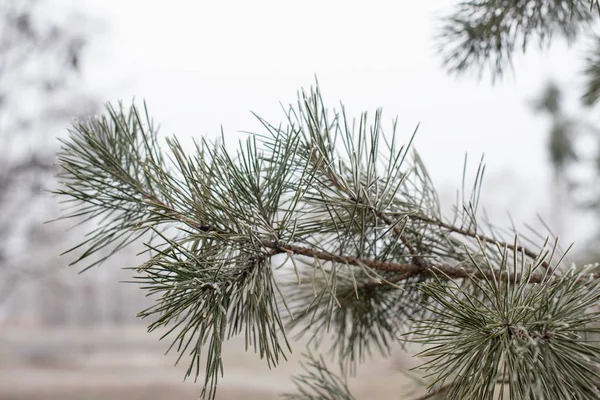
[143,194,567,286]
[413,213,550,269]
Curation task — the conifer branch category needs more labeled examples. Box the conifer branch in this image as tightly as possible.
[135,193,567,285]
[53,85,600,400]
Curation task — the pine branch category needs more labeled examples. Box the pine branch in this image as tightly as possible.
[133,191,563,285]
[404,255,600,399]
[53,84,600,400]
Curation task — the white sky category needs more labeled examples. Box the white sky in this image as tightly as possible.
[75,0,595,246]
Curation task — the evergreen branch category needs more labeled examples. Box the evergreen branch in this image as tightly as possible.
[53,102,171,270]
[124,195,517,283]
[140,192,580,293]
[118,194,562,285]
[54,102,299,399]
[404,248,600,399]
[53,84,600,400]
[94,185,460,280]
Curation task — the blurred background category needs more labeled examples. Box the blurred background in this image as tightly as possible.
[1,0,599,399]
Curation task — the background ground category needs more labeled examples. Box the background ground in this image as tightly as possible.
[0,325,420,400]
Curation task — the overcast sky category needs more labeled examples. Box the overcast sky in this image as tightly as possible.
[75,0,594,246]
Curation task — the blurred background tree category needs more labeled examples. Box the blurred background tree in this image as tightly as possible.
[0,0,96,319]
[0,0,146,326]
[437,0,600,260]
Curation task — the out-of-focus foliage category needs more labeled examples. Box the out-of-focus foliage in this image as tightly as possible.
[0,0,96,304]
[438,1,600,249]
[531,82,578,176]
[437,0,595,80]
[582,36,600,105]
[529,80,600,245]
[437,0,600,106]
[0,0,94,148]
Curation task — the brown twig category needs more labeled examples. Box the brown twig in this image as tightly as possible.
[414,214,550,269]
[273,242,558,284]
